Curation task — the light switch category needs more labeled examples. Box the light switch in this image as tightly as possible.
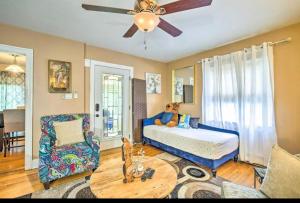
[63,93,73,100]
[73,91,78,99]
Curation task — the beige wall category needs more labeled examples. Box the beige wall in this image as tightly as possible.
[0,23,167,158]
[167,23,300,154]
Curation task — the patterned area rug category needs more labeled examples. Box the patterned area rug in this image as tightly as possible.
[20,153,227,199]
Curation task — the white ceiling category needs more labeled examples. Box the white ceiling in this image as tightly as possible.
[0,0,300,62]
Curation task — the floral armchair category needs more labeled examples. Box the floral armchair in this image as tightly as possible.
[39,114,100,189]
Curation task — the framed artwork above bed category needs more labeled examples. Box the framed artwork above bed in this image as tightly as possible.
[145,72,161,94]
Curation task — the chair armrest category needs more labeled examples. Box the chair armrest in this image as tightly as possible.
[39,135,52,160]
[39,135,52,183]
[143,112,164,127]
[198,123,240,137]
[84,131,100,153]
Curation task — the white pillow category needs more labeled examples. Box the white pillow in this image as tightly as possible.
[53,118,85,146]
[260,145,300,198]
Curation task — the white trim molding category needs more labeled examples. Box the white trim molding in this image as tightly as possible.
[87,59,134,144]
[0,44,34,170]
[32,159,39,169]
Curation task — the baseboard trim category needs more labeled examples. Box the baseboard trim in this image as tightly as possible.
[32,159,39,169]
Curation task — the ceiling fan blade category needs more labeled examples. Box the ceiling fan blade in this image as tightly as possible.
[162,0,212,15]
[82,4,132,15]
[123,24,139,38]
[158,18,182,37]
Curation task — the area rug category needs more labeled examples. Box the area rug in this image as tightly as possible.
[20,153,227,199]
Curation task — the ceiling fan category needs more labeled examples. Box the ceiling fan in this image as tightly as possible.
[82,0,213,38]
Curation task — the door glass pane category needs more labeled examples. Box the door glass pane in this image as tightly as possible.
[102,74,123,138]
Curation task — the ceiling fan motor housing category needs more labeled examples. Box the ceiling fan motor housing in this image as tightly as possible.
[135,0,165,14]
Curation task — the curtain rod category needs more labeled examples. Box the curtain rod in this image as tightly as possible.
[197,37,292,63]
[268,37,292,46]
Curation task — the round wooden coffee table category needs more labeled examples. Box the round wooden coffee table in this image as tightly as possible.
[90,156,177,198]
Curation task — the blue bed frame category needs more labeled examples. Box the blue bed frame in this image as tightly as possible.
[142,112,239,177]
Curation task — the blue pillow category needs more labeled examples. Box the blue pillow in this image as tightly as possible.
[178,114,191,129]
[189,117,200,129]
[161,112,174,124]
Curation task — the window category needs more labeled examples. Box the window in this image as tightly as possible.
[202,43,277,166]
[0,72,25,111]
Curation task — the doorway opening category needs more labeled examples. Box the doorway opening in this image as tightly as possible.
[0,44,33,171]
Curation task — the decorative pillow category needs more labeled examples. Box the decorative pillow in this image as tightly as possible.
[161,112,174,125]
[189,117,200,129]
[53,118,85,146]
[260,145,300,198]
[178,114,191,129]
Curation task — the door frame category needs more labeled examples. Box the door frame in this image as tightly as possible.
[0,44,34,170]
[85,59,134,144]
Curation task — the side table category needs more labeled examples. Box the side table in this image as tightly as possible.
[254,167,267,189]
[253,154,300,189]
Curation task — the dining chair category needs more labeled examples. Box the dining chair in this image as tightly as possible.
[3,109,25,157]
[0,112,3,152]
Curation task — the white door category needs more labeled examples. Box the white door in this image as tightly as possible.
[94,65,131,150]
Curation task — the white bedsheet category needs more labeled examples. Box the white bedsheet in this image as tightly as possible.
[144,125,239,160]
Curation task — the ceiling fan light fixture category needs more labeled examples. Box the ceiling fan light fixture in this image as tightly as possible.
[134,11,160,32]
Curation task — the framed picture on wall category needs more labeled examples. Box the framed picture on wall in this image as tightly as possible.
[48,60,72,93]
[145,72,161,94]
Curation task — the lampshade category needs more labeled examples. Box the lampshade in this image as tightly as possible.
[5,64,24,73]
[5,54,24,73]
[134,11,160,32]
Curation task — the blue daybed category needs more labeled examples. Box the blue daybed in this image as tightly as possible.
[142,112,239,177]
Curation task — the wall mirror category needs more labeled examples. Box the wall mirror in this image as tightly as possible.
[172,66,195,104]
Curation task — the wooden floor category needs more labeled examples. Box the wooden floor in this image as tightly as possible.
[0,144,257,198]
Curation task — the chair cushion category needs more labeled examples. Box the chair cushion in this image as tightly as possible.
[260,145,300,198]
[49,142,97,180]
[53,118,85,146]
[222,182,267,199]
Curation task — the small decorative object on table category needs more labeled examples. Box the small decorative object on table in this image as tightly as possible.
[121,137,146,183]
[121,137,134,183]
[141,168,156,182]
[133,148,145,178]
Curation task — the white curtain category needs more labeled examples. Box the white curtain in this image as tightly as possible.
[202,43,277,166]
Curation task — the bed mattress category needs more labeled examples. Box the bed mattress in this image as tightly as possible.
[143,125,239,160]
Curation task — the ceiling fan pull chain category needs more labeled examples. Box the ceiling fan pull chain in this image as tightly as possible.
[144,32,148,51]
